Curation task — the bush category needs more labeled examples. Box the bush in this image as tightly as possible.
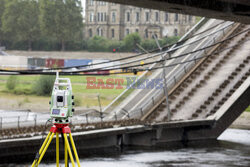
[74,96,82,107]
[13,87,33,95]
[161,36,180,46]
[33,75,55,96]
[87,36,109,52]
[107,40,122,52]
[6,76,18,90]
[122,33,142,52]
[141,39,158,51]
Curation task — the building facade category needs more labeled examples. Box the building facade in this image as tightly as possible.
[85,0,196,40]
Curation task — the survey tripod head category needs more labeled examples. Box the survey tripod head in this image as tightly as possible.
[50,72,75,124]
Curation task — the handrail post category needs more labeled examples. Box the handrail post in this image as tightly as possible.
[86,114,89,124]
[0,117,2,130]
[18,116,20,129]
[34,114,37,128]
[140,108,143,117]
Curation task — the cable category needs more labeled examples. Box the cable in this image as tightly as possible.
[0,22,239,75]
[55,26,250,73]
[1,35,248,76]
[4,20,228,72]
[26,21,232,71]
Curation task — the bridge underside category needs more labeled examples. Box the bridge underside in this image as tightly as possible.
[101,0,250,24]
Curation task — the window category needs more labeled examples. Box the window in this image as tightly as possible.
[136,29,139,33]
[89,0,94,6]
[112,12,116,22]
[89,29,93,37]
[127,12,130,22]
[184,15,187,23]
[97,12,100,22]
[97,13,106,22]
[145,12,149,22]
[175,14,179,22]
[136,12,140,22]
[165,13,168,22]
[111,29,115,38]
[126,29,130,35]
[97,28,103,36]
[145,29,148,38]
[101,13,104,21]
[174,29,178,36]
[155,12,159,21]
[189,15,193,22]
[90,12,94,22]
[97,1,105,5]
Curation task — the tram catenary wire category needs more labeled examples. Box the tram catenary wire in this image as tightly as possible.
[1,34,249,76]
[0,21,238,75]
[22,21,232,71]
[65,21,233,73]
[0,26,248,75]
[4,20,228,72]
[34,26,250,74]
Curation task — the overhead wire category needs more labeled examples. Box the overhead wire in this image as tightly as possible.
[1,28,249,76]
[47,26,250,73]
[0,21,235,74]
[2,20,228,72]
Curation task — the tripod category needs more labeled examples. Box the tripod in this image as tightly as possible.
[31,123,81,167]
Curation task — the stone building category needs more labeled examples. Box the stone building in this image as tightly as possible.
[85,0,196,40]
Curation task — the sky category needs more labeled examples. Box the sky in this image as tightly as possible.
[81,0,86,17]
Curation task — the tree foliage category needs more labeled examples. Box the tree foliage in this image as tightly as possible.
[87,36,109,52]
[39,0,83,50]
[33,75,55,96]
[0,0,6,45]
[6,75,18,90]
[123,33,142,52]
[2,0,40,50]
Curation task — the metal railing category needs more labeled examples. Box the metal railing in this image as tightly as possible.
[0,20,237,130]
[103,18,208,115]
[105,20,235,121]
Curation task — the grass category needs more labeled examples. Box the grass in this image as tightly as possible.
[0,75,136,110]
[246,106,250,112]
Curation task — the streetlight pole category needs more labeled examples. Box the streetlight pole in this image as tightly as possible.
[153,34,171,121]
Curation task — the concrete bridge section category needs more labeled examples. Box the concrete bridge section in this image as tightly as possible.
[145,24,250,122]
[0,74,248,163]
[101,0,250,24]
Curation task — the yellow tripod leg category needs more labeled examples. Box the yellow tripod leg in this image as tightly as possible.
[65,134,68,167]
[31,132,52,167]
[63,133,76,167]
[56,133,59,167]
[36,132,55,166]
[69,133,81,167]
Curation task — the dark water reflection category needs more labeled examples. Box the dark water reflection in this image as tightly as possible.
[36,129,250,167]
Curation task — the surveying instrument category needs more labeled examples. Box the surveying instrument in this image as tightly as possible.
[31,72,81,167]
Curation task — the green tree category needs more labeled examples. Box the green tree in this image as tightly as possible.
[1,0,40,50]
[33,75,55,96]
[6,75,18,90]
[123,33,142,52]
[39,0,83,51]
[0,0,6,46]
[87,36,109,52]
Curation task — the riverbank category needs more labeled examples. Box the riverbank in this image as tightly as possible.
[231,112,250,130]
[5,50,135,60]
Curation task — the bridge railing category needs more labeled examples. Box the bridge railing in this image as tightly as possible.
[109,20,235,120]
[0,21,237,129]
[103,17,208,116]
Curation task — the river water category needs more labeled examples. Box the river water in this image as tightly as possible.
[36,128,250,167]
